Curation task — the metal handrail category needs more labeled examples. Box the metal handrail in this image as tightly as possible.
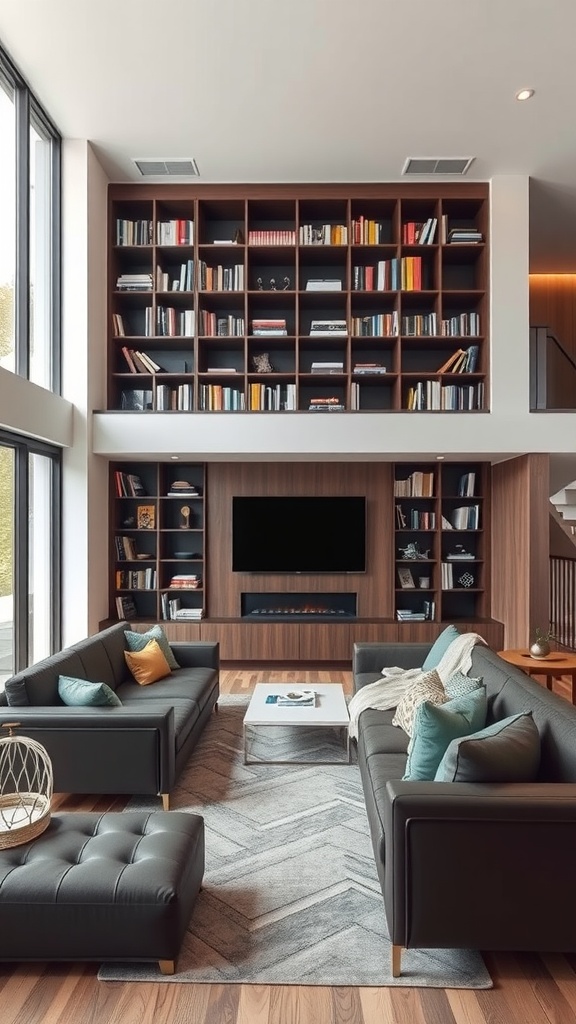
[530,325,576,410]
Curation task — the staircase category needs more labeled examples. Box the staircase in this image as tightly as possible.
[550,481,576,542]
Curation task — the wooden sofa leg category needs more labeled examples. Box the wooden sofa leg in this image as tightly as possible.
[214,701,219,713]
[159,959,175,975]
[161,793,170,810]
[392,944,402,977]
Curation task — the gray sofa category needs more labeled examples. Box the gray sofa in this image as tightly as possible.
[353,639,576,975]
[0,621,219,807]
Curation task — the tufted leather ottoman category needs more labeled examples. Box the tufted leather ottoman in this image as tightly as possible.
[0,810,204,974]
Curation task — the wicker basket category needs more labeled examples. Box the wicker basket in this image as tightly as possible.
[0,723,53,849]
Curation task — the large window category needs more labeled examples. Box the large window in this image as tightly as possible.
[0,46,60,390]
[0,433,61,685]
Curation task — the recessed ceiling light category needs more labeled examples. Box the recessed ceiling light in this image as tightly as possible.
[170,455,180,461]
[516,88,535,101]
[436,455,445,461]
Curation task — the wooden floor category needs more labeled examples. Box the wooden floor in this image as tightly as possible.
[4,666,576,1024]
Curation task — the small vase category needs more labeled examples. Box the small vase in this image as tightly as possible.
[530,640,550,660]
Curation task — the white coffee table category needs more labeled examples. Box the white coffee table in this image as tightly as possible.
[243,683,350,765]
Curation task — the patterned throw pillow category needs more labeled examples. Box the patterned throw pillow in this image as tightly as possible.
[392,668,446,736]
[444,670,483,698]
[124,624,179,670]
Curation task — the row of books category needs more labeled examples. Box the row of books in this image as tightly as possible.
[351,257,429,291]
[161,595,204,621]
[450,504,480,529]
[350,312,399,337]
[114,535,138,560]
[396,506,437,529]
[199,311,245,336]
[402,218,438,245]
[156,306,195,337]
[115,219,153,247]
[248,383,296,410]
[114,471,146,497]
[156,384,194,410]
[157,219,194,246]
[115,569,156,590]
[394,471,434,497]
[436,345,479,374]
[198,385,246,411]
[121,347,164,374]
[299,224,348,245]
[247,229,296,245]
[405,381,485,411]
[156,260,195,292]
[198,262,244,292]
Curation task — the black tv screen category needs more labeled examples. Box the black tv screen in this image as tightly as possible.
[232,496,366,573]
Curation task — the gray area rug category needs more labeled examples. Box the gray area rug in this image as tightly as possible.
[99,696,492,988]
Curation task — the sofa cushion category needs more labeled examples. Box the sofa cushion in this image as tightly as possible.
[4,679,29,707]
[116,666,217,706]
[58,676,123,707]
[403,687,487,781]
[421,625,461,671]
[124,625,180,670]
[444,670,483,698]
[435,711,540,783]
[120,697,200,753]
[124,640,171,686]
[392,669,446,735]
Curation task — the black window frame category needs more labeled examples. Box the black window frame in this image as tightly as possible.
[0,41,62,392]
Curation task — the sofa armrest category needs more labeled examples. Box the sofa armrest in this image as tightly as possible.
[169,641,219,671]
[383,780,576,951]
[353,642,431,677]
[0,706,176,797]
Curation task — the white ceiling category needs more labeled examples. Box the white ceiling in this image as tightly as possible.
[1,0,575,272]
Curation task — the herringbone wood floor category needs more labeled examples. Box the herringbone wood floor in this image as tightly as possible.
[3,666,575,1024]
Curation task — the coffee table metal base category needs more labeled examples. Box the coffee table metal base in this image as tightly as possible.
[243,723,350,765]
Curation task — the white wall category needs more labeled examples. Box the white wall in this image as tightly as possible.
[60,140,109,644]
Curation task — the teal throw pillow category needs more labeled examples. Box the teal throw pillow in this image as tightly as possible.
[58,676,122,707]
[434,711,540,783]
[124,624,179,670]
[403,687,487,781]
[422,625,461,671]
[444,670,483,698]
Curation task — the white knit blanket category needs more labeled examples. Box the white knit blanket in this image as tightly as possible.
[347,632,487,740]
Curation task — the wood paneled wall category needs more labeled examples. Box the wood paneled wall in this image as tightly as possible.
[206,462,393,620]
[491,454,549,648]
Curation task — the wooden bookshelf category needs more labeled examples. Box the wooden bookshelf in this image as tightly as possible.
[110,462,205,625]
[394,461,490,624]
[108,183,489,413]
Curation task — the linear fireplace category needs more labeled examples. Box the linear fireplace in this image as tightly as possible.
[241,592,357,620]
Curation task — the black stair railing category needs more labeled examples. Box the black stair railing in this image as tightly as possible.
[530,326,576,410]
[550,555,576,650]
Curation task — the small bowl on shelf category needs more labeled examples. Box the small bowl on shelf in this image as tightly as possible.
[173,551,194,559]
[136,553,153,560]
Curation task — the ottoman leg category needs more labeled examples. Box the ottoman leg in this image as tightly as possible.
[159,960,175,975]
[161,793,170,810]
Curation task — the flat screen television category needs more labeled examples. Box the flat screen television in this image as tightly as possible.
[232,496,366,573]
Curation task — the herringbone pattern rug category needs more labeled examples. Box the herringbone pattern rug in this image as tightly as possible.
[99,696,491,988]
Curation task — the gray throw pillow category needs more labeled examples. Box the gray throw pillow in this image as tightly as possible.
[434,711,540,783]
[4,678,30,707]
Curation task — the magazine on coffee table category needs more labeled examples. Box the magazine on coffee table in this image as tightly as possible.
[276,689,316,707]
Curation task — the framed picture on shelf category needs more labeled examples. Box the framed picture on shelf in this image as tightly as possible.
[137,504,156,530]
[397,567,415,589]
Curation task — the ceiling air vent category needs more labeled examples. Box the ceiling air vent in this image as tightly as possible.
[132,158,200,177]
[402,157,474,175]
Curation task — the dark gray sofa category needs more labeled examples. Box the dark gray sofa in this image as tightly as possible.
[0,621,219,807]
[353,639,576,975]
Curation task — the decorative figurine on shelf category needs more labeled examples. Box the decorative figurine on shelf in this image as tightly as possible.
[256,277,264,291]
[233,227,244,244]
[283,276,291,290]
[252,353,273,373]
[398,541,430,560]
[269,277,277,290]
[180,505,191,530]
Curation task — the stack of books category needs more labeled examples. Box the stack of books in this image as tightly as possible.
[308,397,345,412]
[167,480,201,497]
[311,361,344,374]
[448,228,483,244]
[169,574,202,589]
[310,320,347,337]
[252,319,287,336]
[353,363,387,374]
[116,273,153,292]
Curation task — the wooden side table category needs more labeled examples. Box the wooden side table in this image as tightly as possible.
[498,649,576,705]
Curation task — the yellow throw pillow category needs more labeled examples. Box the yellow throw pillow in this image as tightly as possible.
[124,639,171,686]
[392,668,446,736]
